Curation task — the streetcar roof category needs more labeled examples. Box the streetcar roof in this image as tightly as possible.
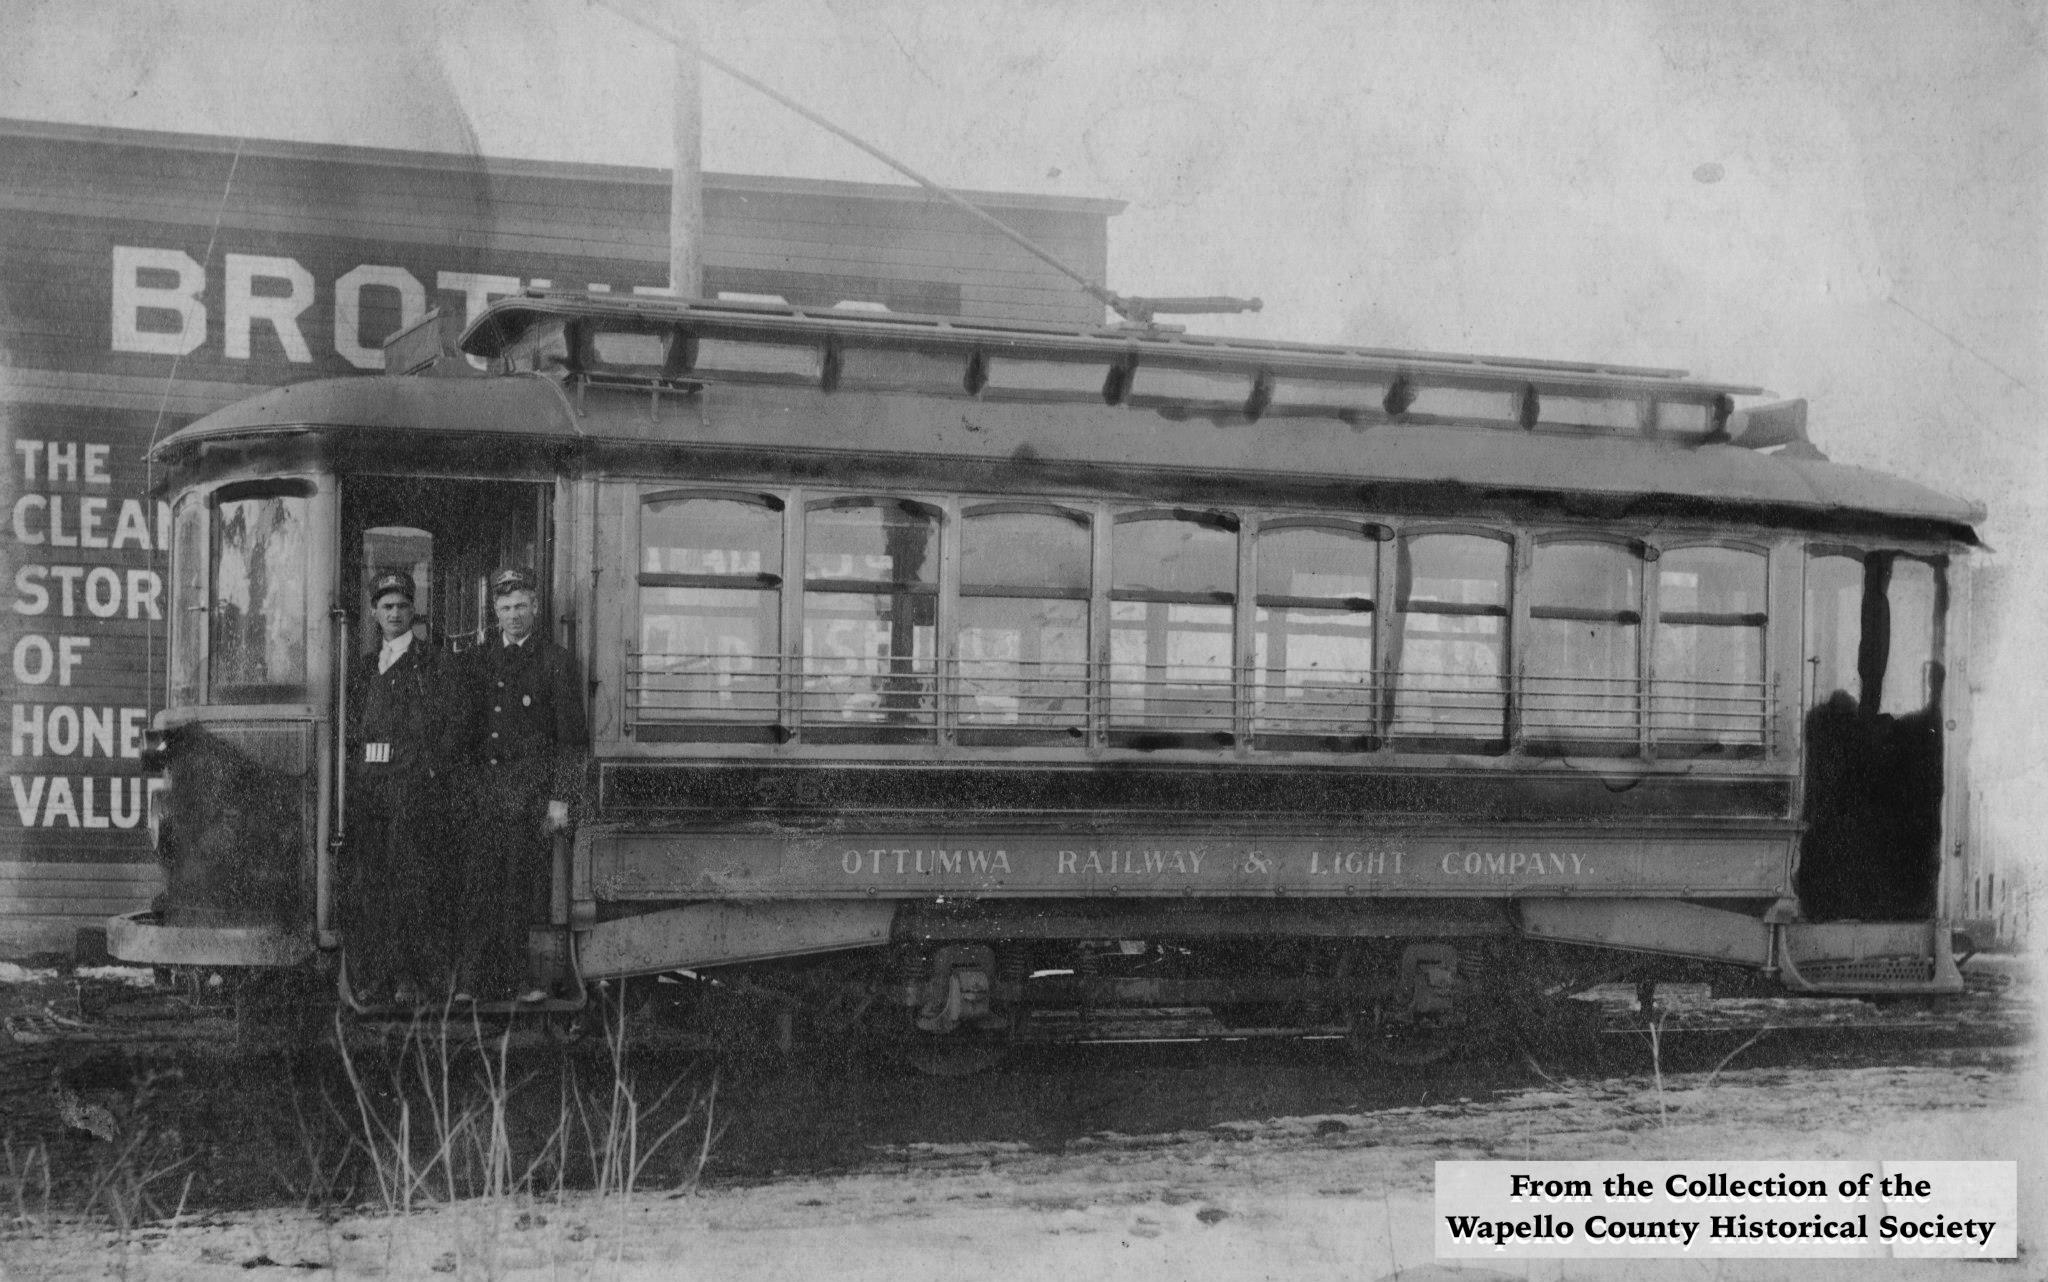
[157,291,1984,537]
[459,290,1767,397]
[154,368,1985,539]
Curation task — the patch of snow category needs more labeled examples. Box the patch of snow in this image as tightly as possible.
[0,961,58,984]
[72,965,156,987]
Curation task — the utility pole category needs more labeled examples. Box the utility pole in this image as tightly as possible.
[668,1,702,297]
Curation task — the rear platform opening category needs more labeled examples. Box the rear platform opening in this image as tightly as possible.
[1794,551,1946,924]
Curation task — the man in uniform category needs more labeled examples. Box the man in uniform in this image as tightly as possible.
[457,567,587,1003]
[345,570,456,1005]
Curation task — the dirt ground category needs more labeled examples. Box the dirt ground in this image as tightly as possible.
[1,957,2040,1281]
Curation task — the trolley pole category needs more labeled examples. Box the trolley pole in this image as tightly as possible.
[669,1,703,298]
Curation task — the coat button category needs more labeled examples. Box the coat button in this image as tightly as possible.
[493,705,502,712]
[490,731,499,739]
[496,681,505,689]
[522,695,532,706]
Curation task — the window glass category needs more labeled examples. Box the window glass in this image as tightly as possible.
[210,492,310,702]
[960,509,1090,592]
[1112,515,1234,597]
[958,598,1089,729]
[634,496,783,726]
[1256,526,1375,601]
[1659,546,1765,616]
[1654,546,1767,749]
[1804,553,1864,709]
[804,501,937,586]
[1525,542,1641,745]
[1110,515,1237,734]
[170,495,206,708]
[1392,533,1508,742]
[1110,602,1233,731]
[644,497,780,577]
[1532,542,1640,614]
[802,502,938,731]
[1253,527,1376,738]
[1882,559,1941,715]
[958,511,1089,732]
[638,588,781,721]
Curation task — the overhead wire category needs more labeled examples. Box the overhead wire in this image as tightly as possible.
[593,0,1257,324]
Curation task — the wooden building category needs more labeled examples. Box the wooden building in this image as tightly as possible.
[0,117,1120,956]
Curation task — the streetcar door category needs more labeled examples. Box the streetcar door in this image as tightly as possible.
[335,477,553,970]
[1795,550,1946,923]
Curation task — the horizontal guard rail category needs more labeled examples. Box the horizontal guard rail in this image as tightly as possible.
[625,652,1772,752]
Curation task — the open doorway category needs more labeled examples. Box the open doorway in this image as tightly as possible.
[1795,550,1947,922]
[341,477,552,657]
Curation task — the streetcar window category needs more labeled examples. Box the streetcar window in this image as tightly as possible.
[801,500,939,739]
[169,494,206,708]
[1126,365,1254,410]
[1252,523,1378,746]
[1804,553,1864,708]
[1882,559,1942,716]
[208,486,311,704]
[633,494,784,737]
[693,338,823,381]
[838,346,973,395]
[1525,540,1643,752]
[1391,532,1509,749]
[980,357,1108,399]
[1404,386,1518,423]
[1110,512,1238,742]
[1264,374,1389,419]
[1653,546,1767,753]
[956,507,1091,741]
[1655,401,1713,436]
[1540,395,1645,431]
[588,328,667,369]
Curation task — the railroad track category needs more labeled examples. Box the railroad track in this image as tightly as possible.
[2,965,2024,1062]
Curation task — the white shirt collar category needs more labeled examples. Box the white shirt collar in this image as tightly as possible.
[377,630,415,673]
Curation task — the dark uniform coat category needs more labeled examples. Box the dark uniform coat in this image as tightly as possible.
[344,636,458,994]
[455,630,588,995]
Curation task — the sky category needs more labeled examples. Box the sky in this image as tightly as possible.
[4,0,2045,877]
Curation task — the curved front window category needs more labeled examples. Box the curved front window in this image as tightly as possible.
[169,478,317,707]
[170,495,206,708]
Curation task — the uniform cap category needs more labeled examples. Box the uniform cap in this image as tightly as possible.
[369,570,415,604]
[491,567,539,597]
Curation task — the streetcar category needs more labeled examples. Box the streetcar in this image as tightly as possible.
[111,290,1981,1068]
